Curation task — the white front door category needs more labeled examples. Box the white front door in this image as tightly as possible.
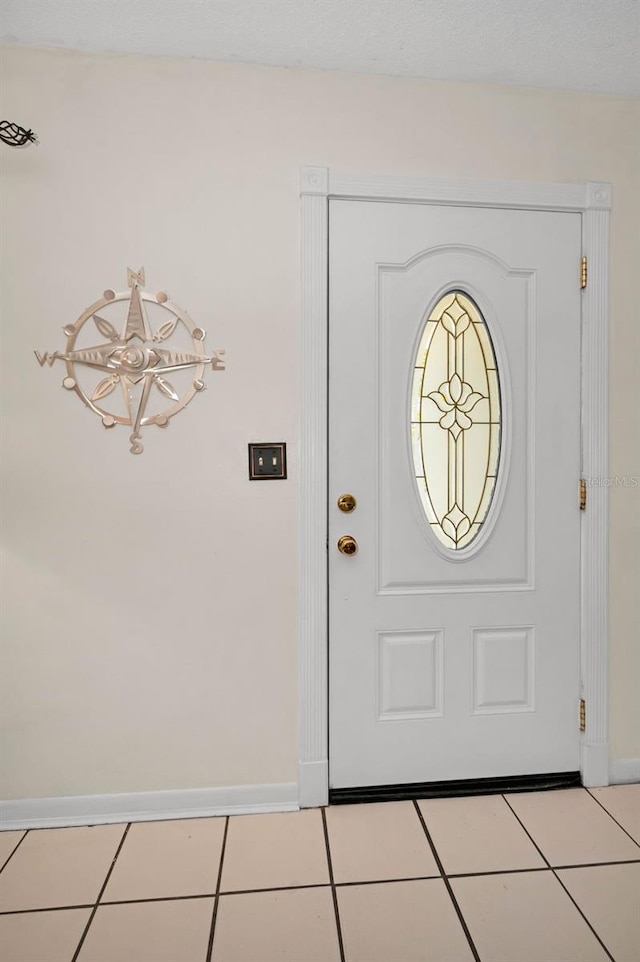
[329,200,582,789]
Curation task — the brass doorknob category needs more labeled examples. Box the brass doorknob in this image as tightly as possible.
[337,535,358,556]
[337,493,357,513]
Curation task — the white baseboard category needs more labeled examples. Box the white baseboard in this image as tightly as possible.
[610,758,640,784]
[0,782,299,831]
[298,760,328,808]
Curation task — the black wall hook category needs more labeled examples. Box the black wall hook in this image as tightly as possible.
[0,120,38,146]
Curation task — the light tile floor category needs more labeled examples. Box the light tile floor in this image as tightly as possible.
[0,786,638,962]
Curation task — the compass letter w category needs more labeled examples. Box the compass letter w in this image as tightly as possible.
[34,351,60,367]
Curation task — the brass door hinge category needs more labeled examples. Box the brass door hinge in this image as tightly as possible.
[580,478,587,510]
[580,256,588,289]
[580,699,586,732]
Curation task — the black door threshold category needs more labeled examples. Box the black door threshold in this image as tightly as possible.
[329,771,581,805]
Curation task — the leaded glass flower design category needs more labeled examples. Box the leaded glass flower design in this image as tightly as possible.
[411,291,501,549]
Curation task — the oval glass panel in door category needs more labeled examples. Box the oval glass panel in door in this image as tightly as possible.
[411,291,501,550]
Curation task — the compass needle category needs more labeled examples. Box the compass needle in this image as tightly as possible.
[124,283,152,342]
[133,374,154,437]
[121,375,141,424]
[65,343,125,372]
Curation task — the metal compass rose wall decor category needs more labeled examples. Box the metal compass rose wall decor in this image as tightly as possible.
[35,268,226,454]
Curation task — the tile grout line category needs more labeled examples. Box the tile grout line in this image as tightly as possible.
[412,800,481,962]
[220,882,331,896]
[551,873,618,962]
[549,856,640,871]
[321,807,346,962]
[586,787,640,849]
[447,865,550,880]
[70,822,131,962]
[3,857,639,914]
[447,856,640,879]
[0,903,96,917]
[102,891,214,905]
[0,830,29,875]
[335,873,440,888]
[205,816,229,962]
[0,894,220,916]
[501,794,616,962]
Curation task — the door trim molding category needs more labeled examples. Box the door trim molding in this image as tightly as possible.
[299,169,611,806]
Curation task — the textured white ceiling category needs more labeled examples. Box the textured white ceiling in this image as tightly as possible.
[2,0,639,95]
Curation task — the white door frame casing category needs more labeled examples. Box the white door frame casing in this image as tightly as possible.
[298,168,611,807]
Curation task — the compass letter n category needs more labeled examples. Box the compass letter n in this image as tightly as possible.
[127,267,145,288]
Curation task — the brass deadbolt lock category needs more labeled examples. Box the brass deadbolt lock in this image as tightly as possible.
[337,493,357,513]
[337,535,358,556]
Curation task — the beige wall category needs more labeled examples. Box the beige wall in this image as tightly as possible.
[1,46,638,801]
